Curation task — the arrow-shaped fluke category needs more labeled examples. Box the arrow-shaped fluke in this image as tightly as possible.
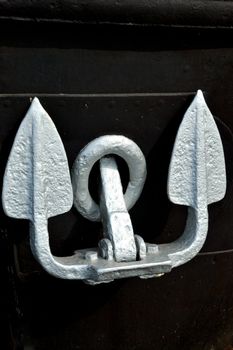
[168,90,226,209]
[2,97,73,221]
[160,90,227,268]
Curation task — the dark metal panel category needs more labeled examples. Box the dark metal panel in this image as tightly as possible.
[0,93,232,350]
[0,43,233,96]
[0,21,233,350]
[1,0,233,27]
[18,253,233,350]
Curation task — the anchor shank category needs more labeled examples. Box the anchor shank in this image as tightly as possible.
[99,156,137,262]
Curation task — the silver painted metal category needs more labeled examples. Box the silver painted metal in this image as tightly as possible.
[99,156,137,262]
[2,90,227,284]
[72,134,147,222]
[160,90,226,268]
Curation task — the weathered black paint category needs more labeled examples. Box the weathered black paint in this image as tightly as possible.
[1,12,233,350]
[1,1,233,27]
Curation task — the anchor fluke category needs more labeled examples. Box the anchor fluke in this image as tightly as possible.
[2,97,73,221]
[168,90,226,209]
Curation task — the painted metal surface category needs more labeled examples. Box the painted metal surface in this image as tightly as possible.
[72,135,147,222]
[2,90,226,284]
[2,1,233,28]
[1,17,232,348]
[99,156,138,262]
[160,90,226,267]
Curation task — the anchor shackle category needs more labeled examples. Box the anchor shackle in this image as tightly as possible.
[71,135,147,262]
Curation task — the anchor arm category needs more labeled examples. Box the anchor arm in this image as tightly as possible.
[159,206,208,267]
[29,218,92,280]
[158,90,226,268]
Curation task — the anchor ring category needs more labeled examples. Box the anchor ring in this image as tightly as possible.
[72,135,147,221]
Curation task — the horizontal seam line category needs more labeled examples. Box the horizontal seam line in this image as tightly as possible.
[0,92,197,98]
[198,248,233,256]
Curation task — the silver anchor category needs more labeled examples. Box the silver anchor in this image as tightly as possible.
[2,90,226,284]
